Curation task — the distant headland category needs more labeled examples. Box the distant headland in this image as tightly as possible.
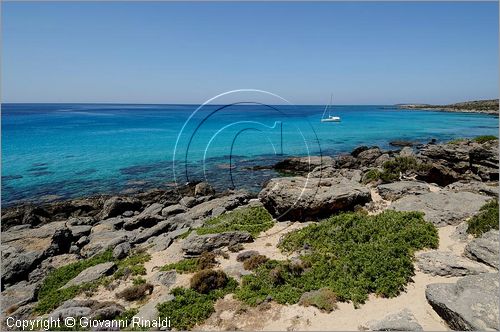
[397,99,499,115]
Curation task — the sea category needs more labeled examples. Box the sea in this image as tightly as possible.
[2,103,498,206]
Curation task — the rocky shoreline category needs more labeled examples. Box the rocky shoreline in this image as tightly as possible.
[1,136,499,331]
[397,99,499,115]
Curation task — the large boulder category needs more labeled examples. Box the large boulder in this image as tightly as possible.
[417,251,490,277]
[1,221,72,285]
[80,229,132,258]
[100,196,141,219]
[123,203,164,230]
[363,308,423,331]
[184,191,252,221]
[425,273,499,330]
[194,182,215,197]
[377,181,430,201]
[182,231,253,257]
[464,230,499,269]
[259,176,371,221]
[390,191,491,227]
[274,156,334,176]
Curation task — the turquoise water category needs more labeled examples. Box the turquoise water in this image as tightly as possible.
[2,103,498,205]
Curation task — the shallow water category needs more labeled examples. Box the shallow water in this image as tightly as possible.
[2,103,498,205]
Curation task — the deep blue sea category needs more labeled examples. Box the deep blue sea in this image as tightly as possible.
[2,103,498,206]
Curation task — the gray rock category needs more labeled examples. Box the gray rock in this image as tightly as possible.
[62,262,116,288]
[134,293,174,322]
[357,148,382,166]
[100,196,141,219]
[161,204,186,217]
[445,181,498,197]
[364,308,423,331]
[236,250,260,262]
[194,182,215,197]
[50,306,92,320]
[417,251,490,276]
[153,271,177,287]
[309,166,362,182]
[123,203,165,230]
[259,176,371,221]
[182,231,253,256]
[274,156,335,176]
[113,242,131,259]
[399,147,415,158]
[80,230,131,258]
[426,273,499,330]
[92,303,124,320]
[68,225,92,238]
[67,216,95,226]
[374,154,392,166]
[132,215,189,245]
[1,281,38,315]
[377,181,430,201]
[184,191,251,221]
[179,196,197,208]
[1,221,72,285]
[211,206,226,218]
[464,230,499,269]
[390,191,491,227]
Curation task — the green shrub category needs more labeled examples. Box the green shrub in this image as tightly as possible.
[236,210,438,306]
[467,200,499,237]
[298,288,338,312]
[196,206,274,237]
[190,269,229,294]
[449,138,467,144]
[36,250,114,313]
[116,283,154,301]
[243,255,269,270]
[157,279,237,330]
[362,169,382,184]
[161,252,218,274]
[473,135,498,144]
[114,251,151,279]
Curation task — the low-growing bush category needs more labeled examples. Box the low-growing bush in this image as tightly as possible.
[467,200,499,237]
[363,157,431,184]
[243,255,269,270]
[473,135,498,144]
[161,251,218,274]
[235,210,438,306]
[157,279,237,330]
[114,251,151,279]
[35,250,114,313]
[116,283,154,301]
[190,269,229,294]
[196,206,274,237]
[299,288,338,312]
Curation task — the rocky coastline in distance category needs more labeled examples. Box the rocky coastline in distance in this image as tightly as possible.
[397,99,499,115]
[1,136,499,331]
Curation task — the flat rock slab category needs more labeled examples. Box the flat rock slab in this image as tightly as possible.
[182,231,253,257]
[464,230,499,269]
[259,176,371,221]
[364,308,423,331]
[417,250,490,277]
[62,262,116,288]
[446,181,499,197]
[425,273,499,331]
[377,181,430,201]
[390,191,491,227]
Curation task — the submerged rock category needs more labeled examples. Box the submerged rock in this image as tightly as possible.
[259,176,371,221]
[426,273,499,330]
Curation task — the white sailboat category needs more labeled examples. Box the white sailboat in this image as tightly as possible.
[321,94,341,122]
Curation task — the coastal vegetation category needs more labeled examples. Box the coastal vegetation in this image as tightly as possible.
[195,206,274,237]
[161,252,217,273]
[157,274,238,330]
[235,210,438,306]
[467,200,499,237]
[363,157,431,184]
[398,99,499,113]
[36,249,151,313]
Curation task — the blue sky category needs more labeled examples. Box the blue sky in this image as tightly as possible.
[2,2,498,104]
